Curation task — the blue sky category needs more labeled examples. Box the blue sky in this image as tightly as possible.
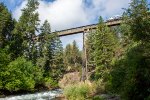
[1,0,149,50]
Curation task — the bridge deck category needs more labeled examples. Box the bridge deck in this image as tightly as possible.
[53,19,122,36]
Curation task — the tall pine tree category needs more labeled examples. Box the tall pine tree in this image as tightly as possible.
[87,16,117,81]
[64,41,82,71]
[0,3,14,48]
[11,0,40,61]
[37,20,64,81]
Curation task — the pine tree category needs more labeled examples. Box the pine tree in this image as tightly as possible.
[64,44,72,71]
[36,20,51,69]
[11,0,40,60]
[64,41,82,71]
[0,3,15,90]
[72,40,81,68]
[38,20,53,74]
[0,3,15,48]
[37,20,64,81]
[111,0,150,99]
[39,20,51,57]
[86,30,96,71]
[124,0,150,42]
[91,16,117,80]
[50,35,64,80]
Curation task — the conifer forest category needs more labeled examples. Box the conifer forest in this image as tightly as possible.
[0,0,150,100]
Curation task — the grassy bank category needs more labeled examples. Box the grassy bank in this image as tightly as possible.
[63,80,107,100]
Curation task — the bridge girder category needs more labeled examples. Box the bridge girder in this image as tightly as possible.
[53,19,122,36]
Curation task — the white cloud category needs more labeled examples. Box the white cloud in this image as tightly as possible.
[13,1,27,20]
[38,0,89,31]
[12,0,130,49]
[86,0,130,19]
[13,0,130,31]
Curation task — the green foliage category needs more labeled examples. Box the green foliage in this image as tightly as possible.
[72,40,82,66]
[64,82,93,100]
[87,16,117,81]
[44,77,58,88]
[109,58,126,93]
[111,43,150,99]
[64,40,82,71]
[93,79,106,94]
[0,48,11,90]
[33,64,44,85]
[0,3,14,48]
[92,95,105,100]
[94,17,117,79]
[123,43,150,99]
[49,34,64,80]
[38,20,64,83]
[64,44,72,70]
[110,0,150,99]
[11,0,40,60]
[3,57,43,91]
[124,0,150,42]
[86,31,96,71]
[0,0,65,94]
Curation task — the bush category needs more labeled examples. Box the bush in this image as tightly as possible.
[64,81,96,100]
[93,79,106,94]
[110,43,150,99]
[0,48,11,90]
[3,57,43,92]
[33,65,43,85]
[44,77,58,88]
[92,95,105,100]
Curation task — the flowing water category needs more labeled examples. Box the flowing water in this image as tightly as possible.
[0,89,63,100]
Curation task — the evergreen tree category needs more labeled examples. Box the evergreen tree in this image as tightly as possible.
[36,20,51,70]
[111,0,150,99]
[124,0,150,42]
[0,3,14,48]
[37,20,64,82]
[0,3,15,91]
[0,48,11,90]
[39,20,51,57]
[72,40,81,68]
[88,16,117,81]
[11,0,40,60]
[64,44,72,71]
[49,35,64,80]
[64,41,82,71]
[86,31,96,71]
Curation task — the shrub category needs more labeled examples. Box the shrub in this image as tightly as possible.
[0,49,11,90]
[0,81,2,89]
[44,77,58,88]
[93,79,106,94]
[33,65,43,85]
[64,81,96,100]
[92,95,105,100]
[110,43,150,99]
[3,57,43,92]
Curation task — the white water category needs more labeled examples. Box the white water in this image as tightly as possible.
[0,89,62,100]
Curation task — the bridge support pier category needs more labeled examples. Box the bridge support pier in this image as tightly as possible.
[81,30,89,81]
[81,32,85,81]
